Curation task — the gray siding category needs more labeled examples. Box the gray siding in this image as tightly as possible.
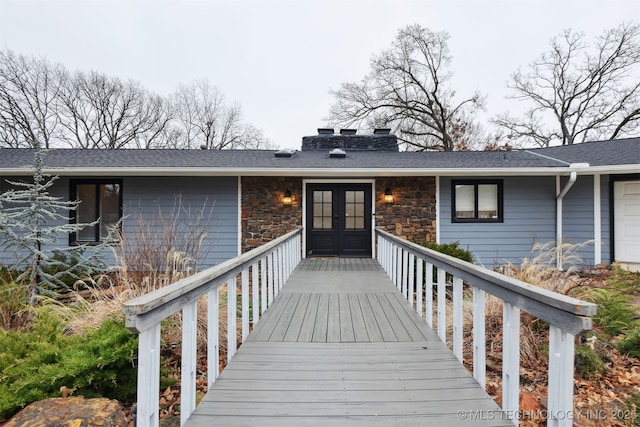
[440,175,610,268]
[561,175,611,267]
[122,177,238,269]
[0,176,239,270]
[562,174,611,266]
[600,175,611,264]
[440,176,557,268]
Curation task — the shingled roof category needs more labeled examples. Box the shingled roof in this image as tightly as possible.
[1,137,638,177]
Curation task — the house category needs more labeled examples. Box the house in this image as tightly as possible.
[1,130,638,271]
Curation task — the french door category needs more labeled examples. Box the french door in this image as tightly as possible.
[306,183,372,257]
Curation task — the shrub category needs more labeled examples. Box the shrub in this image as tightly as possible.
[41,248,107,290]
[582,265,640,360]
[615,329,640,359]
[574,344,606,378]
[590,289,638,337]
[411,239,473,263]
[0,312,138,420]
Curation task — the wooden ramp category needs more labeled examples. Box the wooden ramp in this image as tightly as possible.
[184,258,510,426]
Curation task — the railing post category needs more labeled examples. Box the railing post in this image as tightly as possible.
[241,267,250,341]
[268,253,275,303]
[396,247,402,292]
[416,257,424,319]
[391,245,398,288]
[275,247,282,294]
[227,274,237,360]
[181,301,197,426]
[208,288,219,387]
[381,237,389,275]
[425,262,433,328]
[473,287,486,389]
[252,262,260,325]
[548,326,575,427]
[402,250,407,298]
[452,276,463,362]
[408,253,415,308]
[503,302,520,425]
[285,239,292,278]
[136,323,161,427]
[260,256,267,313]
[437,268,446,341]
[279,246,284,291]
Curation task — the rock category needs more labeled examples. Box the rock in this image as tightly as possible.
[5,396,128,427]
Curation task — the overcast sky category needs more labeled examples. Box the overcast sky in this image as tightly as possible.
[1,0,638,149]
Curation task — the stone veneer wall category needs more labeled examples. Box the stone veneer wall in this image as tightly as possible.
[375,177,437,243]
[241,176,303,253]
[241,176,436,253]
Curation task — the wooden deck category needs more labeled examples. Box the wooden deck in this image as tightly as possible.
[184,258,510,426]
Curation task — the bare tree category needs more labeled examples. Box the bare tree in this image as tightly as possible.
[326,24,484,151]
[169,79,273,150]
[0,49,65,148]
[58,70,171,149]
[494,23,640,147]
[1,50,271,150]
[240,124,276,149]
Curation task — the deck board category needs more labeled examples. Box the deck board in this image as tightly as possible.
[184,258,508,426]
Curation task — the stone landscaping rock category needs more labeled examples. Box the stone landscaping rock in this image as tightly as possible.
[4,396,127,427]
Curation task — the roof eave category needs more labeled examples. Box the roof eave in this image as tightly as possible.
[1,165,637,177]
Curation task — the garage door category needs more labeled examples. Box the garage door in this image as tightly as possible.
[614,180,640,268]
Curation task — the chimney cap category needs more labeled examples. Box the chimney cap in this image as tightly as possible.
[373,128,391,135]
[339,129,357,135]
[317,128,334,135]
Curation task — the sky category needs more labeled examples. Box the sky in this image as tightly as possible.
[1,0,639,150]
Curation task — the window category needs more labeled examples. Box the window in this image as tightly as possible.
[452,180,503,222]
[345,190,365,230]
[312,190,333,229]
[71,180,122,243]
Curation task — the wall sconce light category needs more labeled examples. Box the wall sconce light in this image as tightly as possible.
[282,189,292,206]
[384,187,394,204]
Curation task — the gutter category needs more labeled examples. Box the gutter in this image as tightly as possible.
[556,163,589,269]
[0,165,621,178]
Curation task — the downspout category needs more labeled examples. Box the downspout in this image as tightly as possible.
[556,163,589,270]
[556,171,577,270]
[593,173,601,266]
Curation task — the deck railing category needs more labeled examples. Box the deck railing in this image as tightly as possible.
[122,229,302,427]
[376,229,597,427]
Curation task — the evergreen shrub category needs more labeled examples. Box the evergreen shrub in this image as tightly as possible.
[0,313,138,420]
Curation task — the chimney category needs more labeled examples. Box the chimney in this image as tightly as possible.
[301,128,399,152]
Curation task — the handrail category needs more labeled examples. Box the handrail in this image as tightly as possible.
[122,228,302,427]
[375,228,596,427]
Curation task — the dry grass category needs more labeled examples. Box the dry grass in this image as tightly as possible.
[498,240,594,293]
[0,282,33,330]
[34,194,225,342]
